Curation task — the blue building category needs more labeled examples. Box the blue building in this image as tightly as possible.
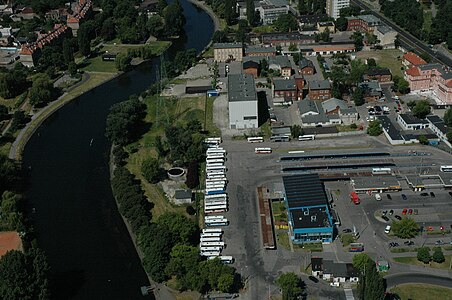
[283,174,333,244]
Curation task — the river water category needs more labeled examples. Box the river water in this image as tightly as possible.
[22,2,213,299]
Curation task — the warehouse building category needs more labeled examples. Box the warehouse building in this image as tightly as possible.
[283,174,334,244]
[228,74,258,129]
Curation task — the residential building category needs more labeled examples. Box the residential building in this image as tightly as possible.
[358,81,382,102]
[298,14,329,27]
[298,99,341,127]
[326,0,350,19]
[426,115,452,148]
[261,32,316,47]
[258,0,289,25]
[45,7,69,21]
[139,0,159,12]
[397,113,430,130]
[339,107,359,125]
[299,58,315,75]
[311,257,323,277]
[294,74,306,100]
[363,68,392,83]
[273,77,297,104]
[402,52,427,68]
[0,4,13,15]
[283,174,334,244]
[404,63,452,104]
[268,56,292,77]
[322,260,360,284]
[317,21,335,33]
[347,15,381,32]
[0,26,12,38]
[298,42,355,56]
[213,43,243,62]
[377,115,420,145]
[228,74,258,129]
[245,46,276,57]
[375,25,397,49]
[174,189,193,205]
[67,0,93,36]
[322,98,347,114]
[15,7,37,20]
[308,80,331,100]
[243,60,259,78]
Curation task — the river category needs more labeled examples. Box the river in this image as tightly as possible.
[22,1,214,299]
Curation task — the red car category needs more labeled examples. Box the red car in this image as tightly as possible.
[427,226,434,231]
[408,209,413,215]
[402,208,408,215]
[440,226,445,231]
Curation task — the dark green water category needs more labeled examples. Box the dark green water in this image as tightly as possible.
[22,1,213,299]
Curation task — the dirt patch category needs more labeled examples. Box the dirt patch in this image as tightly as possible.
[0,231,23,257]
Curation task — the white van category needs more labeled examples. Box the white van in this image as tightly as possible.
[375,193,382,201]
[384,225,391,234]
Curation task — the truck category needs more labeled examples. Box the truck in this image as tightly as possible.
[350,192,360,205]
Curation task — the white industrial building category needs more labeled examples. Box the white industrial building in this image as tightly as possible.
[326,0,350,19]
[228,74,258,129]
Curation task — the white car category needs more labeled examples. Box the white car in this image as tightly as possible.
[385,225,391,234]
[375,193,382,201]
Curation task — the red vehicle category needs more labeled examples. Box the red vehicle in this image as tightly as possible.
[408,209,413,215]
[427,226,434,231]
[440,226,445,231]
[350,192,360,204]
[402,208,408,215]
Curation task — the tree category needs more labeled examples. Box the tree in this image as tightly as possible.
[185,161,199,189]
[367,120,383,136]
[0,66,28,99]
[100,17,116,41]
[291,125,303,139]
[393,75,410,94]
[418,135,428,145]
[10,111,29,132]
[115,52,132,71]
[78,20,95,56]
[362,261,385,300]
[157,0,168,14]
[352,253,373,273]
[447,130,452,143]
[157,212,198,244]
[367,58,377,67]
[141,157,160,183]
[412,100,431,119]
[224,0,237,25]
[62,38,75,66]
[0,104,8,121]
[391,217,420,239]
[432,247,445,263]
[351,32,364,51]
[288,43,298,52]
[276,272,304,300]
[352,87,365,106]
[417,247,431,264]
[246,0,255,25]
[165,244,200,289]
[274,14,298,32]
[443,108,452,127]
[336,17,348,31]
[218,273,235,293]
[29,73,55,108]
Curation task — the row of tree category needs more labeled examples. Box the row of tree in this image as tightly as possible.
[353,253,385,300]
[379,0,424,38]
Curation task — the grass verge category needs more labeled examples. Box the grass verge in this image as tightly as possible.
[393,255,452,270]
[391,283,452,300]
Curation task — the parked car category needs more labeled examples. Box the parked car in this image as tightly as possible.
[375,193,382,201]
[385,225,391,234]
[387,194,392,200]
[448,191,452,197]
[382,210,388,215]
[401,194,407,200]
[408,209,413,215]
[395,215,402,220]
[404,240,414,246]
[389,242,399,247]
[388,209,394,215]
[342,228,352,233]
[435,240,445,245]
[440,226,445,231]
[308,276,319,283]
[420,192,429,196]
[427,226,434,231]
[382,215,390,222]
[413,209,418,215]
[402,208,408,215]
[430,192,435,197]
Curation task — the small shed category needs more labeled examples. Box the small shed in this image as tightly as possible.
[174,189,193,205]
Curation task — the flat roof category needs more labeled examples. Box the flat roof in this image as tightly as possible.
[291,207,331,229]
[283,173,328,208]
[228,74,257,102]
[352,175,401,190]
[399,113,429,125]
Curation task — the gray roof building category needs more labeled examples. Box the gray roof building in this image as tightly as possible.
[399,113,429,126]
[426,115,448,135]
[283,173,328,208]
[213,42,243,49]
[273,77,296,91]
[228,74,257,102]
[268,55,291,68]
[245,46,277,54]
[322,98,347,113]
[299,58,314,69]
[309,80,331,90]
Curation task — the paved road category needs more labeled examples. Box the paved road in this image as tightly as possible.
[351,0,452,67]
[385,272,452,289]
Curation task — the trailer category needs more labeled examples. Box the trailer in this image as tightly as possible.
[350,192,360,205]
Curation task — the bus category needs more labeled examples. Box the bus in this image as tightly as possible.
[206,163,224,168]
[205,206,228,214]
[349,243,364,252]
[206,181,227,188]
[205,137,222,144]
[255,147,272,154]
[200,241,225,247]
[270,135,290,142]
[207,172,226,179]
[200,251,221,257]
[206,166,227,173]
[350,192,360,205]
[206,178,227,184]
[213,256,234,264]
[372,168,392,175]
[205,193,228,199]
[201,232,222,238]
[298,135,315,141]
[206,154,225,160]
[288,150,305,154]
[207,148,226,155]
[206,189,226,195]
[204,138,222,148]
[205,183,226,189]
[205,219,229,227]
[205,198,228,205]
[202,228,223,234]
[205,215,225,220]
[206,158,225,164]
[200,237,221,242]
[205,201,227,208]
[247,136,264,143]
[440,165,452,172]
[200,246,222,252]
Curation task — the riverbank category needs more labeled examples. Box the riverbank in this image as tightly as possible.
[187,0,220,32]
[9,71,119,160]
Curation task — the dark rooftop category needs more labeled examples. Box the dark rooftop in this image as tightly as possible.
[399,113,429,125]
[365,68,391,76]
[283,173,328,208]
[377,115,403,141]
[291,207,331,229]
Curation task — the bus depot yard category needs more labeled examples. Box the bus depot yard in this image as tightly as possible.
[209,133,452,299]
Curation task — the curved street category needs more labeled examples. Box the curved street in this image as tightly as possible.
[385,272,452,289]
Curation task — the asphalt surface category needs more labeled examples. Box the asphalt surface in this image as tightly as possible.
[351,0,452,67]
[385,272,452,289]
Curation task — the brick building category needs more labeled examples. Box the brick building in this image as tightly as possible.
[214,43,243,62]
[402,52,427,68]
[363,68,392,83]
[308,80,331,100]
[299,58,315,75]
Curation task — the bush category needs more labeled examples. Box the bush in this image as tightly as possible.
[417,247,431,264]
[432,247,445,263]
[340,233,355,246]
[141,157,161,183]
[185,161,199,189]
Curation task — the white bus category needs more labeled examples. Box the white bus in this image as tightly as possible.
[206,183,226,189]
[440,165,452,172]
[200,246,222,252]
[200,241,225,247]
[205,198,228,204]
[201,232,222,238]
[206,166,227,173]
[211,256,234,264]
[206,158,225,164]
[207,154,225,160]
[372,168,392,175]
[205,215,225,220]
[247,136,264,143]
[206,172,226,179]
[298,134,315,141]
[288,150,305,154]
[200,251,221,257]
[205,193,228,199]
[206,181,227,188]
[200,237,221,242]
[205,203,228,209]
[270,135,290,142]
[202,228,223,234]
[205,206,228,214]
[205,219,229,227]
[255,147,272,154]
[205,137,222,144]
[207,148,226,155]
[206,163,224,168]
[206,178,227,184]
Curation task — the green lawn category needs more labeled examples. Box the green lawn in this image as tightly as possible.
[393,255,452,270]
[356,49,405,78]
[423,10,433,33]
[391,284,452,300]
[252,25,276,34]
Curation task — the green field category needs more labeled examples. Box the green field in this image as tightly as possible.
[356,49,405,78]
[393,255,452,270]
[391,284,452,300]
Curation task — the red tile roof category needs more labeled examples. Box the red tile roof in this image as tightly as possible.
[405,66,420,77]
[403,52,427,66]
